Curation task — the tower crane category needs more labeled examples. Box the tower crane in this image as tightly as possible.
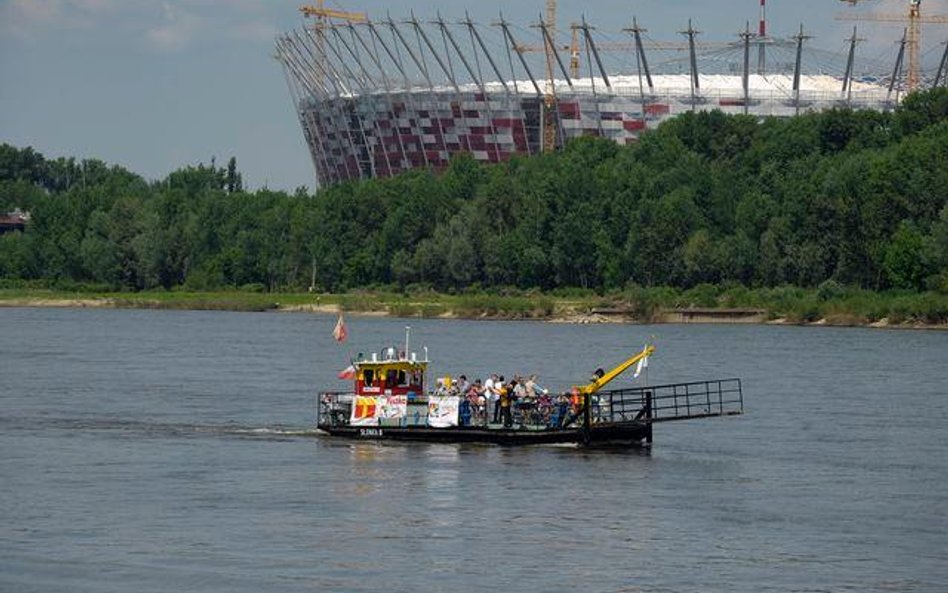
[299,1,367,25]
[299,2,368,69]
[836,0,948,91]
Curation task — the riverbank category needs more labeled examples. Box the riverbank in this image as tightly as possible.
[1,287,945,329]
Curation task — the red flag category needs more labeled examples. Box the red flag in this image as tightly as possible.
[337,364,356,380]
[332,313,347,342]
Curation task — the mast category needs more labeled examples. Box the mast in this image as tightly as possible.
[740,21,753,114]
[679,20,701,109]
[935,39,948,88]
[792,24,811,116]
[758,0,767,75]
[624,17,654,102]
[887,29,908,108]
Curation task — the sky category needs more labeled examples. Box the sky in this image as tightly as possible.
[2,0,947,192]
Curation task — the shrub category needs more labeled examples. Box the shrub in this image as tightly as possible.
[681,283,719,308]
[816,279,846,302]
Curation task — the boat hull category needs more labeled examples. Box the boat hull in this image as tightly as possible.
[320,421,650,447]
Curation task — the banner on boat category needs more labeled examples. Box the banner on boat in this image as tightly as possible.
[351,396,378,426]
[351,395,407,426]
[378,394,407,420]
[427,395,459,428]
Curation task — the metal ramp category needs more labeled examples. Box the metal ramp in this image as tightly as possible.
[595,378,744,425]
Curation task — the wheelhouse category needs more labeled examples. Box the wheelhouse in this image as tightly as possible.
[353,347,427,397]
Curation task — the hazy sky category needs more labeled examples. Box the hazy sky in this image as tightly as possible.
[2,0,946,191]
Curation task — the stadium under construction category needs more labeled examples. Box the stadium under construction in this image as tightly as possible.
[275,2,948,187]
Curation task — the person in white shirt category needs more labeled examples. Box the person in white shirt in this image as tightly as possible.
[484,373,501,424]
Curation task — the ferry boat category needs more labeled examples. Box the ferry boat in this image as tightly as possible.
[317,336,743,447]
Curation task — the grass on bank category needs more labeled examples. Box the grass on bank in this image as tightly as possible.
[0,280,945,325]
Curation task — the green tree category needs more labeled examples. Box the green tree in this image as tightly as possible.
[884,221,931,290]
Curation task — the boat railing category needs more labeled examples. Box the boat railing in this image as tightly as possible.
[317,391,352,428]
[599,378,744,424]
[317,391,580,430]
[317,378,742,430]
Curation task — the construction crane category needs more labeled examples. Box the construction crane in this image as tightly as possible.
[300,1,368,73]
[512,27,580,78]
[514,31,725,80]
[521,0,725,152]
[299,1,367,25]
[836,0,948,91]
[540,0,559,153]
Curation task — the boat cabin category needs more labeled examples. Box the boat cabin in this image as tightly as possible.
[353,346,427,397]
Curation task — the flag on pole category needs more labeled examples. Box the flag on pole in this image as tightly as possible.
[632,346,649,380]
[332,312,347,342]
[337,364,356,380]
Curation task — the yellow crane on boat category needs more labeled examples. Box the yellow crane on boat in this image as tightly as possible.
[577,344,655,396]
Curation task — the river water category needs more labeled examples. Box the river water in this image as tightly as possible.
[1,307,945,592]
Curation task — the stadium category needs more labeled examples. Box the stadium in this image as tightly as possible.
[275,2,948,187]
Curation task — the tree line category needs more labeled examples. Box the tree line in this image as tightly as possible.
[1,88,947,295]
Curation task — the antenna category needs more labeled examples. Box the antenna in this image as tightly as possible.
[758,0,767,74]
[759,0,767,38]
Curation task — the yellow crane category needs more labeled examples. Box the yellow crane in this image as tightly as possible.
[299,2,368,68]
[540,0,559,153]
[299,1,367,25]
[577,344,655,396]
[836,0,948,91]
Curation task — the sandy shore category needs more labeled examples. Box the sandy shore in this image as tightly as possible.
[2,296,944,330]
[0,297,119,308]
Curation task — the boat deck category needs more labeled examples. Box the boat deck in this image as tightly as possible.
[318,378,743,447]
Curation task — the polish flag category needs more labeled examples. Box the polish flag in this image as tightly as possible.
[332,313,347,342]
[337,364,356,380]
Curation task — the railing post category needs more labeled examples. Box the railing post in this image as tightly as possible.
[583,392,591,433]
[645,390,653,445]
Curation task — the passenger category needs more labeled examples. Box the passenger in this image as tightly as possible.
[458,397,472,426]
[513,376,526,401]
[537,389,554,424]
[467,378,485,424]
[565,386,586,427]
[434,377,448,397]
[456,374,470,396]
[511,376,528,426]
[488,374,503,424]
[525,374,548,400]
[551,392,572,428]
[445,376,460,397]
[499,381,513,428]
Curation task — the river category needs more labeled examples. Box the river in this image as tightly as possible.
[1,307,945,592]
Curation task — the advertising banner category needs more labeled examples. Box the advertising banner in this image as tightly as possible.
[427,396,459,428]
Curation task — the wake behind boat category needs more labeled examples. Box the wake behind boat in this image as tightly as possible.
[317,330,743,447]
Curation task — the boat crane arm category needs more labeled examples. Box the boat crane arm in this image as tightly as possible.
[578,344,654,395]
